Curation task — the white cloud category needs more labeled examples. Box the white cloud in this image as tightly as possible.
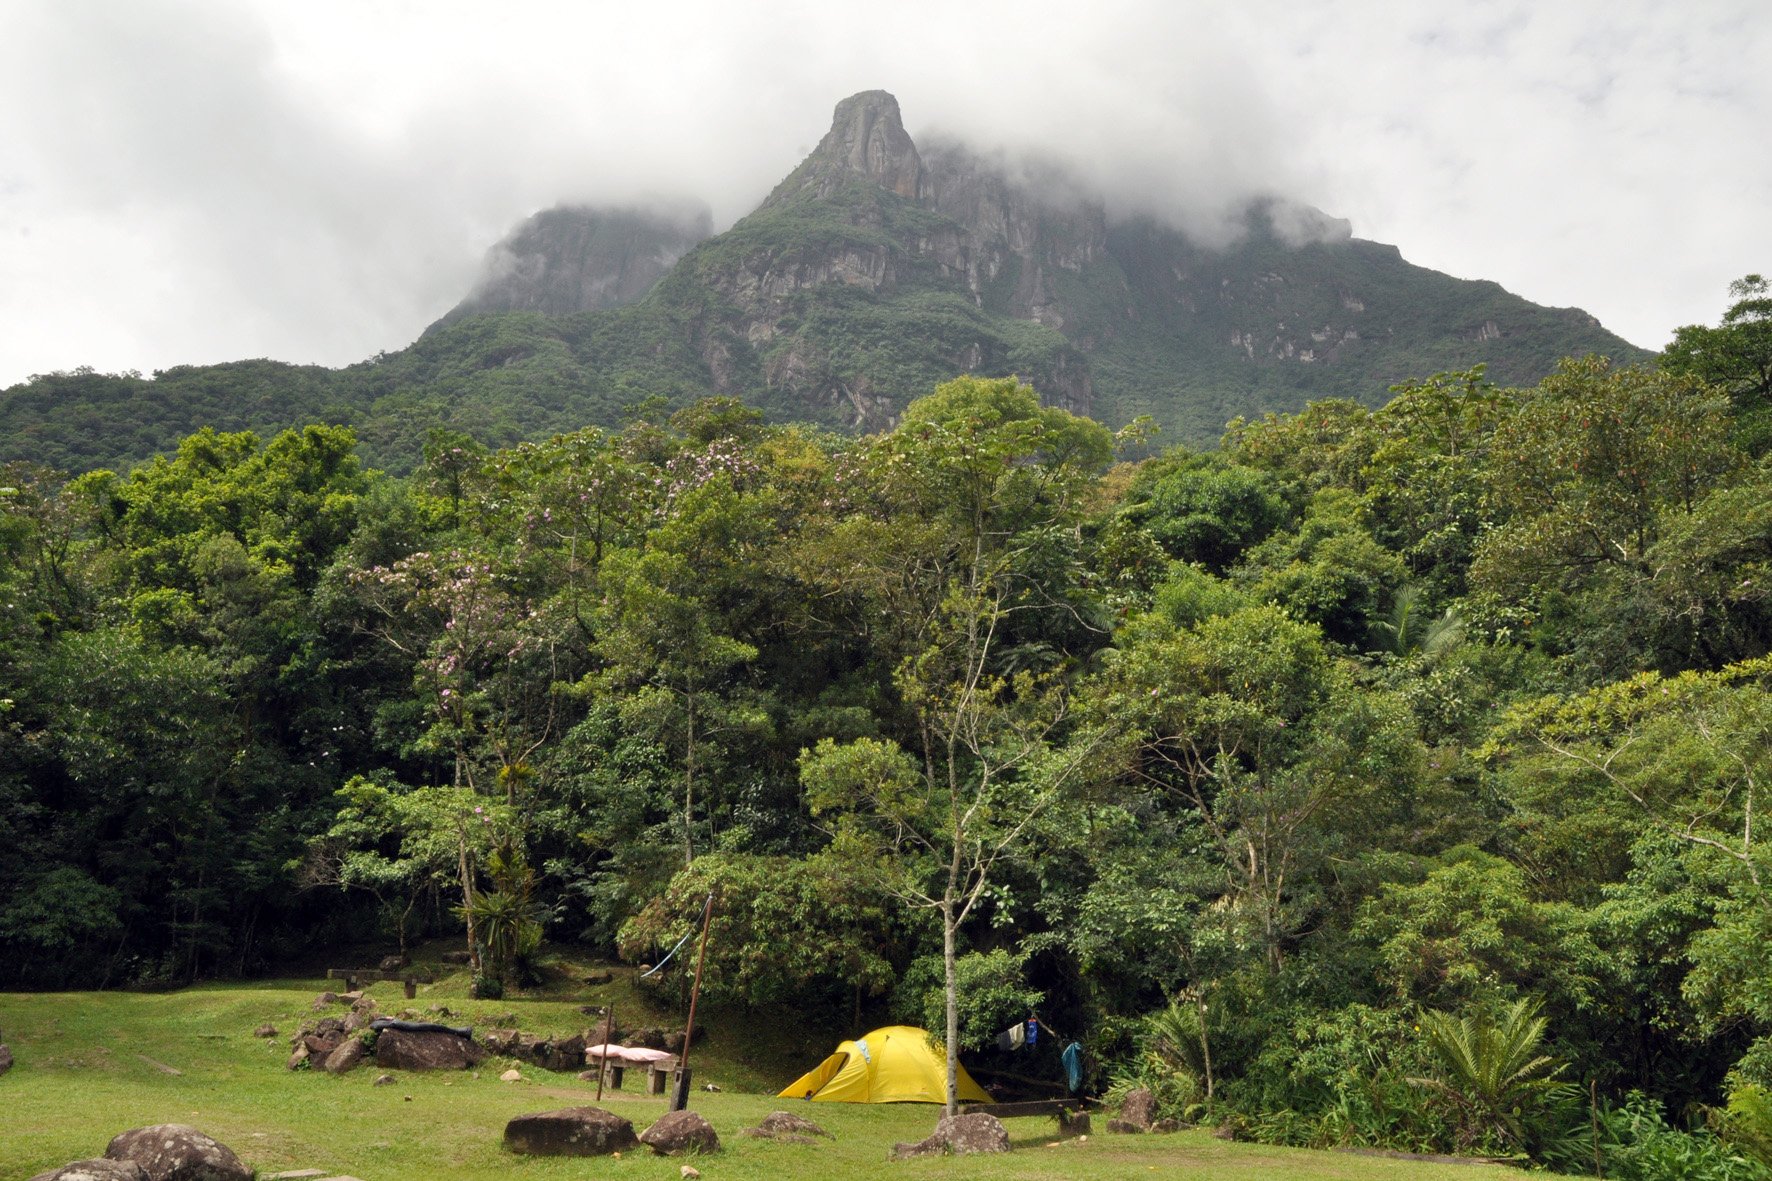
[1,0,1767,388]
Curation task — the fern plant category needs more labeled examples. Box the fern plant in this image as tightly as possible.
[1718,1084,1772,1170]
[1409,997,1562,1151]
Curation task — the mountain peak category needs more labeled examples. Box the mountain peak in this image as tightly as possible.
[803,89,925,200]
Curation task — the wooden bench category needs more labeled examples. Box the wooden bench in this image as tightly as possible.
[961,1099,1094,1134]
[326,968,437,996]
[961,1099,1089,1118]
[597,1056,678,1095]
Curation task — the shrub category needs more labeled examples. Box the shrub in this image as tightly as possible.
[1538,1092,1772,1181]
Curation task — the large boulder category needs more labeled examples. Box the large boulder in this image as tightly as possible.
[374,1027,486,1071]
[741,1111,833,1142]
[535,1033,586,1073]
[622,1027,668,1050]
[891,1113,1010,1159]
[504,1107,637,1157]
[322,1036,367,1074]
[28,1161,150,1181]
[104,1124,251,1181]
[663,1026,705,1054]
[1119,1087,1157,1130]
[639,1109,720,1156]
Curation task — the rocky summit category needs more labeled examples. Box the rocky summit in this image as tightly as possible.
[423,88,1641,441]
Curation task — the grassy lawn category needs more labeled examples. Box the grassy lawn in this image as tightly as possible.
[0,970,1525,1181]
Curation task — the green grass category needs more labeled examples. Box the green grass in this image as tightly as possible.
[1,971,1524,1181]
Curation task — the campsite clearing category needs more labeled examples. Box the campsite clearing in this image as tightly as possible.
[0,976,1525,1181]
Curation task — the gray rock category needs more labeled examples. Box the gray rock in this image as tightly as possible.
[622,1027,668,1050]
[745,1111,833,1141]
[1058,1109,1092,1136]
[373,1073,396,1086]
[1105,1118,1145,1134]
[285,1045,309,1071]
[639,1109,721,1156]
[322,1036,366,1074]
[374,1027,486,1071]
[535,1033,586,1073]
[663,1026,705,1054]
[1120,1087,1157,1130]
[28,1160,150,1181]
[378,954,408,972]
[0,1042,12,1074]
[310,992,339,1011]
[104,1124,251,1181]
[252,1025,276,1039]
[440,950,473,965]
[504,1107,637,1157]
[891,1113,1010,1159]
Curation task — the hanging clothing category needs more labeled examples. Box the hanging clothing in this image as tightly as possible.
[996,1021,1026,1051]
[1025,1018,1038,1047]
[1062,1041,1083,1093]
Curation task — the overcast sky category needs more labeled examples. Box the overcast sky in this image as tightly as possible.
[2,0,1767,389]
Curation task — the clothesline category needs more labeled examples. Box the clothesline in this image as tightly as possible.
[639,891,717,978]
[638,927,696,979]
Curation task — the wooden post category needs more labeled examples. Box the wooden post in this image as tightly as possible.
[595,1003,614,1103]
[669,892,715,1113]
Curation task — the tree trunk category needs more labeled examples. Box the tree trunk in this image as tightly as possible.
[683,693,697,867]
[458,828,482,975]
[1195,988,1214,1102]
[943,897,960,1117]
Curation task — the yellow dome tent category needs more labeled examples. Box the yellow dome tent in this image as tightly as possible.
[777,1025,993,1104]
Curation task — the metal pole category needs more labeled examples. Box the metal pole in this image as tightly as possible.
[595,1002,612,1103]
[670,891,715,1112]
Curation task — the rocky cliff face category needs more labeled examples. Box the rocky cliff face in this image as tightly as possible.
[429,89,1647,441]
[434,201,712,328]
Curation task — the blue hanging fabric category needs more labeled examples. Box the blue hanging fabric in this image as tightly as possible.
[1025,1018,1038,1047]
[1062,1041,1083,1093]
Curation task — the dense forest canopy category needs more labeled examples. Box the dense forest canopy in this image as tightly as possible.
[4,280,1772,1170]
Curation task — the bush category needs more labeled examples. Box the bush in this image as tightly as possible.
[1538,1092,1772,1181]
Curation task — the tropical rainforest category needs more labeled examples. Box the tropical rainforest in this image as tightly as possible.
[3,276,1772,1175]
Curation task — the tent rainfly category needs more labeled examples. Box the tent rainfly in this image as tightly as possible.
[777,1025,992,1104]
